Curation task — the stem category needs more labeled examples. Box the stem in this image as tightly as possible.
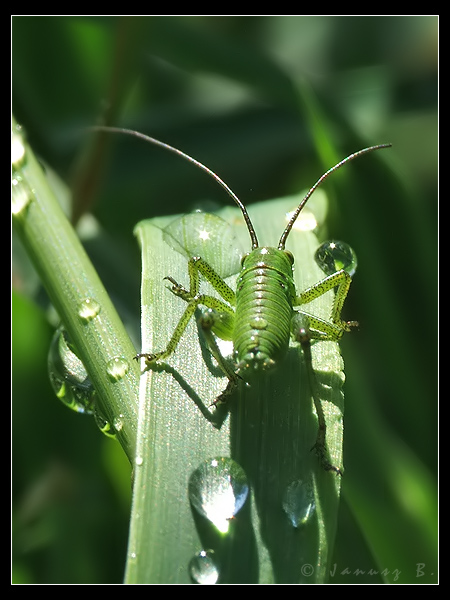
[12,116,139,461]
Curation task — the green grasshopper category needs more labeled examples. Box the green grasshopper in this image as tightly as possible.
[95,126,390,473]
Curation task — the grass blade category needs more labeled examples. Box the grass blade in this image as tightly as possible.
[126,195,343,583]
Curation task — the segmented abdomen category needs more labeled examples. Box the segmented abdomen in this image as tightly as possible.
[234,261,293,378]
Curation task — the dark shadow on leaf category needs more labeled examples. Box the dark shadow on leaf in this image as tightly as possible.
[139,360,230,429]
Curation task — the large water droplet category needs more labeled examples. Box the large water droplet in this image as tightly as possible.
[315,240,357,278]
[282,479,316,528]
[106,356,129,381]
[47,327,95,414]
[188,457,249,533]
[12,124,27,170]
[189,550,219,584]
[77,297,101,322]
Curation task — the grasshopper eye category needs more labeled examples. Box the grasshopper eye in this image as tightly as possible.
[284,250,294,265]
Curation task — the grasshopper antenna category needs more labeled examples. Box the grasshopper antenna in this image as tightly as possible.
[89,125,260,249]
[278,144,392,250]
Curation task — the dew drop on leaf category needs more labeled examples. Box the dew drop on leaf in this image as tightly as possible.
[106,356,130,381]
[282,479,316,528]
[47,327,95,414]
[315,240,357,277]
[188,549,219,584]
[77,297,101,322]
[163,212,243,279]
[188,457,249,533]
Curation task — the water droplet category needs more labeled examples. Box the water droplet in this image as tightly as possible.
[315,240,357,278]
[135,455,144,467]
[77,297,101,322]
[282,479,316,528]
[163,212,243,278]
[47,328,95,414]
[113,414,124,432]
[106,356,130,381]
[286,208,318,232]
[93,405,116,439]
[11,174,33,215]
[188,457,249,533]
[12,126,27,169]
[189,550,219,584]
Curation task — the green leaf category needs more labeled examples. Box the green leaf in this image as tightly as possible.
[127,195,344,583]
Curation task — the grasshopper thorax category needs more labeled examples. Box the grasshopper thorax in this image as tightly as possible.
[240,246,295,271]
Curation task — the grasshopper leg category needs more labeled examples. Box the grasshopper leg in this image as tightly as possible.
[292,312,342,475]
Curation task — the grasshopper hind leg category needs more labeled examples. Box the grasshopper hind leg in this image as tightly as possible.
[292,312,343,476]
[198,308,240,406]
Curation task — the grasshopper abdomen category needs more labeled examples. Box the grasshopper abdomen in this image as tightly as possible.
[234,247,295,378]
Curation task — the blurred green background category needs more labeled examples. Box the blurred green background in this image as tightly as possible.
[12,16,437,583]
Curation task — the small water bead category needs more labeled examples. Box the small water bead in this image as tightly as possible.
[315,240,357,278]
[189,550,219,584]
[106,356,130,381]
[113,414,124,432]
[188,457,249,534]
[11,174,33,215]
[93,405,117,439]
[282,479,316,528]
[77,297,101,322]
[47,327,95,414]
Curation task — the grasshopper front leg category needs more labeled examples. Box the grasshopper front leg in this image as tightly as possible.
[136,256,239,401]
